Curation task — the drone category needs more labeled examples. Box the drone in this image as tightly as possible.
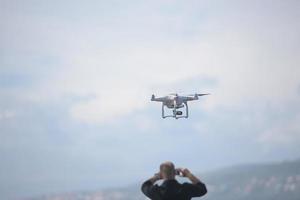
[151,93,209,119]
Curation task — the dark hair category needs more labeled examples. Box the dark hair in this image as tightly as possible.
[160,161,175,179]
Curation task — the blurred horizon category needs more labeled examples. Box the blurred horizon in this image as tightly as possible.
[1,0,300,199]
[22,158,300,200]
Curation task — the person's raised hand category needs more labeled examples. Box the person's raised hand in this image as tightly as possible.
[181,168,192,178]
[154,172,162,180]
[148,172,162,184]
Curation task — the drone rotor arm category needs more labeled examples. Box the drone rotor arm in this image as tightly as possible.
[183,96,198,101]
[185,93,210,100]
[151,96,167,102]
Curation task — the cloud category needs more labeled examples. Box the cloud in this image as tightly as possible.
[1,0,300,124]
[259,114,300,146]
[0,110,15,120]
[70,90,147,123]
[26,0,300,123]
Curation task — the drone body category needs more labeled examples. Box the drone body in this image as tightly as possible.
[151,93,209,119]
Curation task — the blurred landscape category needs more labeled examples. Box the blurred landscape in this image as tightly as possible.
[27,159,300,200]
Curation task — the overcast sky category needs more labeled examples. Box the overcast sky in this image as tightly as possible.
[1,0,300,199]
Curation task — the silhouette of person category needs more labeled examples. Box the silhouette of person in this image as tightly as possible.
[141,161,207,200]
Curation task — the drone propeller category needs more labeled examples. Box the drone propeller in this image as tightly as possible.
[196,93,210,96]
[188,93,210,96]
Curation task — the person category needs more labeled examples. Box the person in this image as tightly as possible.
[141,161,207,200]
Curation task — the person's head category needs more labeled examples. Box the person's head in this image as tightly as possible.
[160,161,176,180]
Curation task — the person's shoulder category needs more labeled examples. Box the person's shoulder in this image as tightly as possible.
[182,182,206,190]
[152,183,161,190]
[182,182,193,186]
[181,182,199,189]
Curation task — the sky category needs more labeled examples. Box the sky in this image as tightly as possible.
[1,0,300,199]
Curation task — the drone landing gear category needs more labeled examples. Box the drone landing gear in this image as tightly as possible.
[162,102,189,119]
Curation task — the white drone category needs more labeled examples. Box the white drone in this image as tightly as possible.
[151,93,209,119]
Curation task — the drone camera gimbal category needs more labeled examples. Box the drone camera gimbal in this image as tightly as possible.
[162,102,189,119]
